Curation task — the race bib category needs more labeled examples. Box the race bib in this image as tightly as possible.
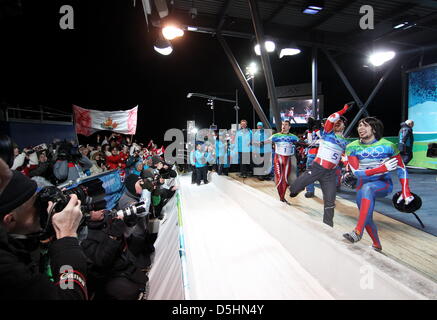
[317,142,343,165]
[275,142,294,156]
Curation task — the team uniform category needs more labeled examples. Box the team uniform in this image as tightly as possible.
[304,128,322,194]
[289,105,350,226]
[345,138,412,250]
[269,133,299,201]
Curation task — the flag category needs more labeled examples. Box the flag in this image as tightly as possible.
[73,105,138,136]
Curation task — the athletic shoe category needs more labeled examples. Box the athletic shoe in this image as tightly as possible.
[304,191,315,198]
[343,230,362,243]
[371,245,382,252]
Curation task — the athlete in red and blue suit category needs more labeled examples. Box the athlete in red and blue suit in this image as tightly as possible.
[344,117,414,251]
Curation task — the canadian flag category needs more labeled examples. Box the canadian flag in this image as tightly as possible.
[73,105,138,136]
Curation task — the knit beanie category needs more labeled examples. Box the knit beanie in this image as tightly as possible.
[124,174,141,196]
[0,170,37,216]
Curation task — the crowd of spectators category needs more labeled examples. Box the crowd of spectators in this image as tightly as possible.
[0,132,178,300]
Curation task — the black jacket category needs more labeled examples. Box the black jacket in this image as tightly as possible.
[80,216,147,294]
[0,226,88,300]
[399,122,414,152]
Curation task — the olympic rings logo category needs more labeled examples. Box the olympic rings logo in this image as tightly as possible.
[359,146,385,158]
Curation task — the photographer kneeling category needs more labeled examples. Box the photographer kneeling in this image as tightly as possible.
[0,159,87,300]
[81,209,148,300]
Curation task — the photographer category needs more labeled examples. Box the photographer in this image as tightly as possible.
[117,174,155,271]
[53,142,93,183]
[0,160,88,300]
[80,209,148,300]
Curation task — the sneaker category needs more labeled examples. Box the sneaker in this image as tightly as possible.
[304,191,315,198]
[371,245,382,252]
[343,230,362,243]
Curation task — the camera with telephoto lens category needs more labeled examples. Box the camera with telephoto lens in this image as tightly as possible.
[36,179,107,240]
[109,202,148,220]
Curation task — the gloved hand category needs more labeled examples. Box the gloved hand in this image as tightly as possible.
[108,219,126,239]
[397,193,415,205]
[383,158,398,172]
[345,101,355,111]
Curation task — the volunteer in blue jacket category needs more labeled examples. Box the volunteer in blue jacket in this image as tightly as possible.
[236,119,252,178]
[194,142,212,185]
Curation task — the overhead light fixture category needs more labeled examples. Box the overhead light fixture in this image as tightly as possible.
[303,0,324,14]
[162,24,184,40]
[279,46,301,58]
[154,34,173,55]
[254,40,276,55]
[392,15,418,30]
[368,51,396,67]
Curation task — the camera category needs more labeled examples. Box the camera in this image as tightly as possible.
[109,202,148,220]
[56,141,81,161]
[36,179,106,239]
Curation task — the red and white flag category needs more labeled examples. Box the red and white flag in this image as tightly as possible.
[73,105,138,136]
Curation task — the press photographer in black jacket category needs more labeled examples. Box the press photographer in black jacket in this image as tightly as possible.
[0,159,88,300]
[81,209,148,300]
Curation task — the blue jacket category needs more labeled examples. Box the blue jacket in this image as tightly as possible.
[194,150,212,168]
[236,128,252,153]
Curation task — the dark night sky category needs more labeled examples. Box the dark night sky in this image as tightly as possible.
[1,0,436,146]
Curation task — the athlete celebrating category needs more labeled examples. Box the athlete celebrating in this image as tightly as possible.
[288,103,353,227]
[265,120,299,203]
[343,117,414,251]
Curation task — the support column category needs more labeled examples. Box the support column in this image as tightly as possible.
[344,61,398,137]
[323,49,369,117]
[217,33,271,129]
[248,0,281,130]
[312,47,318,119]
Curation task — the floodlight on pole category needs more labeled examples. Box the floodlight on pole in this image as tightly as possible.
[153,33,173,55]
[279,47,301,58]
[162,24,184,40]
[254,40,276,55]
[368,51,396,67]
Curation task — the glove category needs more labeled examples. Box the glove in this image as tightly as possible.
[383,158,398,172]
[108,219,126,239]
[397,193,414,205]
[345,101,355,111]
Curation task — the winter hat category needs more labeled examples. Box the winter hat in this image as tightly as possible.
[257,122,264,127]
[151,155,163,166]
[124,174,141,195]
[0,170,37,216]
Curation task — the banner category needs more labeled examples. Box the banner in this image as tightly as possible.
[406,64,437,169]
[73,105,138,136]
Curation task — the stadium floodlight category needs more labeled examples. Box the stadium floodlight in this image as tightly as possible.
[162,24,184,40]
[279,47,301,58]
[153,34,173,55]
[254,40,276,55]
[368,51,396,67]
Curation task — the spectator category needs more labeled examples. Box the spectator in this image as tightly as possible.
[29,150,55,182]
[106,147,122,170]
[0,160,88,299]
[398,120,414,165]
[90,152,106,175]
